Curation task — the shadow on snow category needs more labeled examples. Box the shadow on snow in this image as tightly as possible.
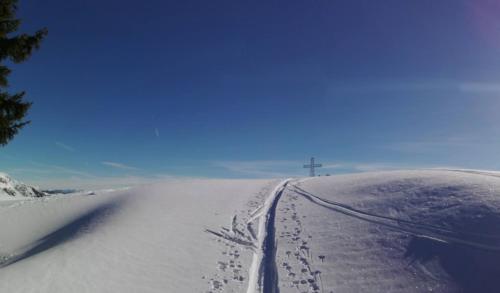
[405,206,500,293]
[0,197,125,268]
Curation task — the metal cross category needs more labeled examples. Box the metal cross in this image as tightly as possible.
[303,157,322,177]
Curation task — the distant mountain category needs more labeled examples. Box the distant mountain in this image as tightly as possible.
[0,173,48,198]
[42,189,80,195]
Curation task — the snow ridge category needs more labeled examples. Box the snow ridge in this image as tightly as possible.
[246,179,290,293]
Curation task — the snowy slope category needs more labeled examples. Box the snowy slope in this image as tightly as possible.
[0,173,47,199]
[0,170,500,292]
[0,178,278,292]
[275,170,500,293]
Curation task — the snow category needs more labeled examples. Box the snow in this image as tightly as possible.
[0,178,277,292]
[275,170,500,292]
[0,173,47,199]
[246,179,289,293]
[1,170,500,292]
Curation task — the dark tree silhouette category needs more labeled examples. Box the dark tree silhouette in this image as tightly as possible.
[0,0,47,146]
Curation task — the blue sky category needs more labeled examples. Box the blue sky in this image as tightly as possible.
[2,0,500,188]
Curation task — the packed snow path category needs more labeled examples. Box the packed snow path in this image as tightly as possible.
[246,179,289,293]
[204,179,290,293]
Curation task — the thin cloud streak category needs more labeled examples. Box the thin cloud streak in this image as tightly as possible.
[458,82,500,93]
[384,139,481,154]
[55,142,75,152]
[101,161,140,171]
[26,174,177,190]
[6,164,95,178]
[212,160,304,178]
[211,160,418,177]
[329,80,500,94]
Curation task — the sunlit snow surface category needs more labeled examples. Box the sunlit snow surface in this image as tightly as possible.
[277,170,500,293]
[0,171,500,292]
[0,179,277,292]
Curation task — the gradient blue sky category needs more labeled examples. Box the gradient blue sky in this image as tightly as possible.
[2,0,500,188]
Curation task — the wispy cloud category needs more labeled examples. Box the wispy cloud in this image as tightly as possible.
[314,161,419,172]
[212,160,303,177]
[348,163,412,172]
[321,163,344,169]
[4,161,173,190]
[384,139,477,154]
[26,174,177,190]
[101,161,140,170]
[3,160,177,190]
[55,141,75,152]
[7,163,95,178]
[212,159,431,177]
[328,80,449,93]
[329,80,500,94]
[51,165,95,177]
[458,82,500,93]
[154,128,160,137]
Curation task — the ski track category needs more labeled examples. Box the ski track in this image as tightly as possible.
[292,185,500,240]
[246,179,290,293]
[290,184,500,252]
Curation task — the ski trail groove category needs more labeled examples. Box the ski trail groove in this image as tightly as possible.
[291,185,500,252]
[246,179,290,293]
[292,185,500,239]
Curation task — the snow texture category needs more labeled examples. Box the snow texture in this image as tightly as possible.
[0,177,276,292]
[1,170,500,292]
[276,170,500,293]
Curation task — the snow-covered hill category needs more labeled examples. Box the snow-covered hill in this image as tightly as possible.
[0,173,47,199]
[276,170,500,293]
[0,170,500,292]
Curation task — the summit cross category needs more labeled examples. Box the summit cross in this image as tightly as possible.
[303,157,322,177]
